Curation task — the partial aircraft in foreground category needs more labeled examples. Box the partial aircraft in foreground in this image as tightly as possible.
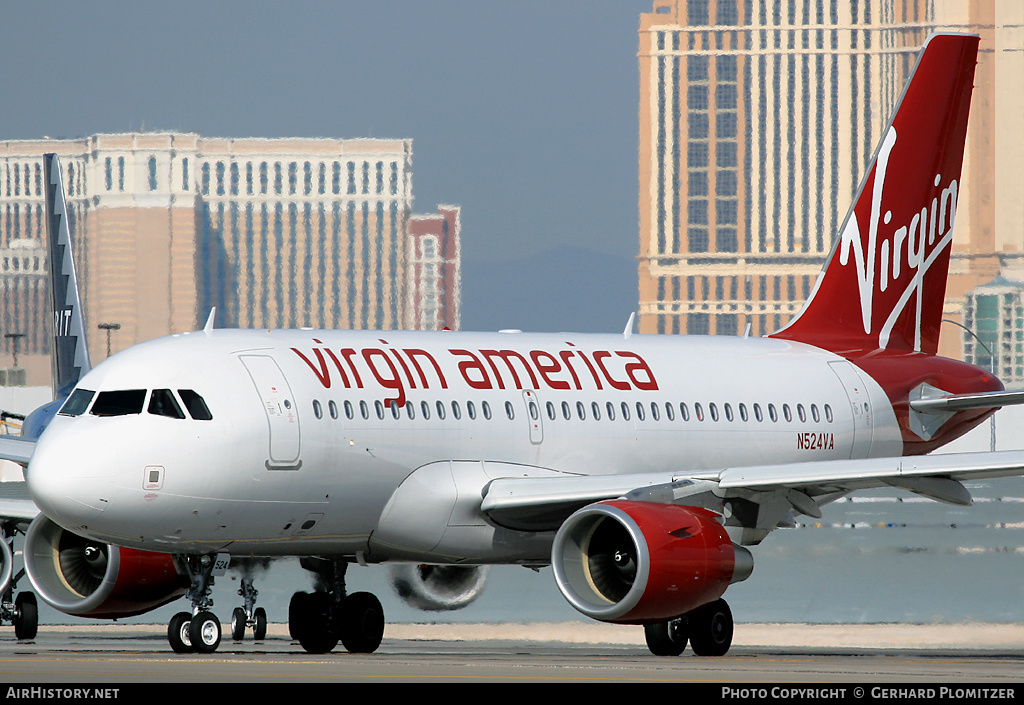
[22,33,1024,656]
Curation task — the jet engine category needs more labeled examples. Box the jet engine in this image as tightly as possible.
[551,500,753,623]
[23,515,188,618]
[387,564,488,611]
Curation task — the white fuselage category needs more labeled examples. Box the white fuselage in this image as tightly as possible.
[27,329,902,561]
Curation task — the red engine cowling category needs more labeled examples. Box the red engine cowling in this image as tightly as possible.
[23,515,188,619]
[551,500,751,624]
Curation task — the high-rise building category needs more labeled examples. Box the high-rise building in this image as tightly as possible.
[637,0,1024,374]
[0,133,460,387]
[407,206,461,332]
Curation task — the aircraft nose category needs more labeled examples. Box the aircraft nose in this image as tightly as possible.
[27,425,112,530]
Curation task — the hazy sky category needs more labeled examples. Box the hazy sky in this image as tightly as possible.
[2,1,655,266]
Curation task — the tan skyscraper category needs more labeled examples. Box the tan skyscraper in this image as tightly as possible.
[0,133,460,387]
[637,0,1024,377]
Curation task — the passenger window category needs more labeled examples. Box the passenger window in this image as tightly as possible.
[389,401,400,420]
[649,402,659,421]
[405,401,415,419]
[664,402,674,421]
[329,401,338,420]
[824,404,834,423]
[709,403,718,422]
[797,404,806,422]
[178,390,213,420]
[724,403,733,422]
[561,401,571,420]
[421,401,431,420]
[360,400,369,419]
[591,402,601,420]
[679,402,689,421]
[546,402,556,421]
[606,401,616,420]
[374,400,385,419]
[739,403,748,422]
[620,401,630,421]
[451,401,461,420]
[783,404,792,422]
[768,404,778,422]
[482,401,492,420]
[577,401,586,420]
[313,400,323,419]
[92,389,146,417]
[695,402,704,421]
[467,401,476,420]
[59,388,95,417]
[436,401,446,420]
[754,403,763,422]
[811,404,820,423]
[635,402,644,421]
[505,401,515,420]
[344,400,354,420]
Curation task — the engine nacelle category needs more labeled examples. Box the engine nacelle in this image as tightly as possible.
[388,564,488,611]
[551,500,752,624]
[24,515,188,618]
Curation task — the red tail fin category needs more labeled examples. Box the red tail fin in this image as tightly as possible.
[771,34,978,356]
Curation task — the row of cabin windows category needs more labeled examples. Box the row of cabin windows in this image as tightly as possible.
[311,398,834,425]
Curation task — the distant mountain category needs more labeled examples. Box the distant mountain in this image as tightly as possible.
[459,246,638,334]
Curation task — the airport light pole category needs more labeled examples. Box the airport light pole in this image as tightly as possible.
[98,323,121,359]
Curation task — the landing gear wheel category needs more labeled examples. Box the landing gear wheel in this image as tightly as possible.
[13,592,37,641]
[168,612,194,653]
[339,592,384,654]
[253,607,268,641]
[231,607,247,641]
[291,591,338,654]
[688,599,733,657]
[189,610,222,654]
[644,617,687,656]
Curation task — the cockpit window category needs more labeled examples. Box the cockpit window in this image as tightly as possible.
[59,388,95,417]
[148,389,186,419]
[178,389,213,420]
[90,390,146,417]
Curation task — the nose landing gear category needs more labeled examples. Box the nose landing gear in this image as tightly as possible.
[166,554,224,654]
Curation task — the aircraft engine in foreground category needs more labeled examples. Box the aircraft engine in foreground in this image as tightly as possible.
[551,501,753,623]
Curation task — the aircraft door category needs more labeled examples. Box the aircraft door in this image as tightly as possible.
[827,360,873,459]
[240,355,302,470]
[522,390,543,444]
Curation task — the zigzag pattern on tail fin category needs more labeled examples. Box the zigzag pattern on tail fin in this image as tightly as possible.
[771,34,979,356]
[42,154,91,398]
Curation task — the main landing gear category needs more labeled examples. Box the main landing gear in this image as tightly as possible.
[644,598,734,657]
[288,557,384,654]
[0,524,36,640]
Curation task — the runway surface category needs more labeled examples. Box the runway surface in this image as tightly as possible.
[0,623,1022,684]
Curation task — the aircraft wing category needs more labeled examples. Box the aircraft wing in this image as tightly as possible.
[0,436,34,467]
[480,449,1024,532]
[0,481,40,524]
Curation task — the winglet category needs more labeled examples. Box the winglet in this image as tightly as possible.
[42,154,91,398]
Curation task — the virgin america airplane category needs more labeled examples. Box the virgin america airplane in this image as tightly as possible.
[19,33,1024,657]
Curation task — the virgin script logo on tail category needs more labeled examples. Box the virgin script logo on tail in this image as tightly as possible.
[838,126,959,351]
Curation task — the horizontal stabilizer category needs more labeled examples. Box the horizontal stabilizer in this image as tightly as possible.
[909,388,1024,412]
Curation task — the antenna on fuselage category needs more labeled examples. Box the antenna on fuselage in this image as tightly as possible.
[203,307,217,335]
[623,312,636,340]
